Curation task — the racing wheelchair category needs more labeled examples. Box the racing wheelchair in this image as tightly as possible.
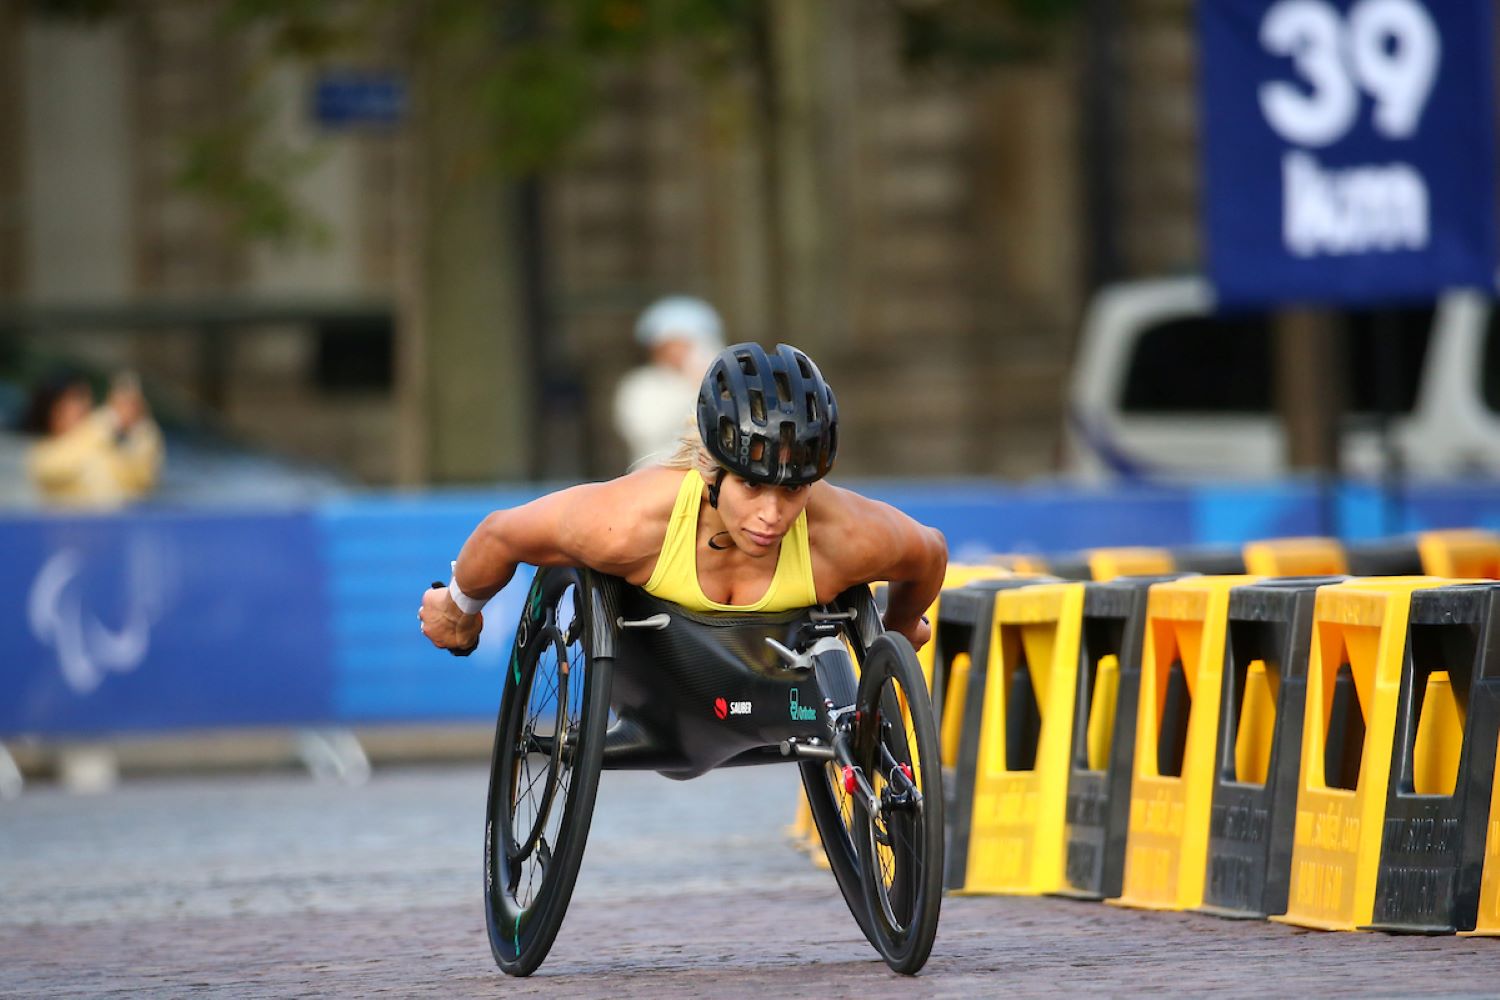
[482,565,944,977]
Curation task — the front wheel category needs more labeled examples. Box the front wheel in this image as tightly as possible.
[853,633,944,974]
[484,567,611,977]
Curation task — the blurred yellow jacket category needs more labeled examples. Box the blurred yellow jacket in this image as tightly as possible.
[28,409,164,509]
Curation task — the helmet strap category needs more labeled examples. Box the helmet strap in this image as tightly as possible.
[707,468,725,509]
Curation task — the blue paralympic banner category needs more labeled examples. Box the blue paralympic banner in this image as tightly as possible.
[0,509,335,737]
[1200,0,1497,306]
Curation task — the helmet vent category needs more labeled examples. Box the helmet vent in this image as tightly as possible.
[805,392,817,422]
[796,355,813,379]
[774,371,791,405]
[737,353,757,376]
[778,421,795,469]
[715,370,730,399]
[748,388,766,423]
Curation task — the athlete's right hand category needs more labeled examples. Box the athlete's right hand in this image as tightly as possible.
[420,584,482,654]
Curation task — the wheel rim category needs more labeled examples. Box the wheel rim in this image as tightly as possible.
[496,582,587,918]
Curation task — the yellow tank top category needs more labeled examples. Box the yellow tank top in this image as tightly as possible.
[643,470,818,612]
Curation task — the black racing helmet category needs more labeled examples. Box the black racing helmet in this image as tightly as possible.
[697,342,838,486]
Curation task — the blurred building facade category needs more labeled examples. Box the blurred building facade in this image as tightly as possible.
[0,1,1200,487]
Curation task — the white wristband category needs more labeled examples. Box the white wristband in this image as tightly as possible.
[448,561,490,616]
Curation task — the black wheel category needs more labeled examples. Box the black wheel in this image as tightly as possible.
[484,567,611,977]
[799,756,879,949]
[797,609,878,951]
[852,633,944,974]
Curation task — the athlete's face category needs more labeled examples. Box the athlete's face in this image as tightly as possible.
[713,475,812,556]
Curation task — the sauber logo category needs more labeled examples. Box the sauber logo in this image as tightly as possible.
[713,698,752,719]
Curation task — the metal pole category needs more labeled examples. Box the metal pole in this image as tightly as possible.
[1372,309,1407,535]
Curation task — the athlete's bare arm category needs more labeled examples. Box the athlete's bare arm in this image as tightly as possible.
[419,469,674,651]
[807,483,948,649]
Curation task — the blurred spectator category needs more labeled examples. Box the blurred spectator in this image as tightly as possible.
[613,295,725,466]
[21,369,164,508]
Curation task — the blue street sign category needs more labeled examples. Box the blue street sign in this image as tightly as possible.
[313,71,407,129]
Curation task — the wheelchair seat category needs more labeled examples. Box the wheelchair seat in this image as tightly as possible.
[598,579,850,779]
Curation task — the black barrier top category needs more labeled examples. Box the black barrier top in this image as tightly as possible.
[1347,539,1425,577]
[1407,582,1496,625]
[1171,546,1247,575]
[1227,576,1347,618]
[1046,556,1092,581]
[938,577,1062,627]
[1081,574,1187,617]
[933,588,988,628]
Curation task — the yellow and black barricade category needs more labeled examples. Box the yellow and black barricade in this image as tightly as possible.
[1418,529,1500,579]
[1054,575,1186,900]
[1198,576,1344,920]
[1112,575,1260,911]
[1243,537,1349,577]
[1367,583,1499,933]
[952,581,1089,894]
[1273,577,1450,931]
[940,576,1058,890]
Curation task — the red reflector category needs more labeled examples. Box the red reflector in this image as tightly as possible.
[842,765,857,794]
[900,762,913,783]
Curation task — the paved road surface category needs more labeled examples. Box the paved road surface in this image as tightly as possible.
[3,762,1499,997]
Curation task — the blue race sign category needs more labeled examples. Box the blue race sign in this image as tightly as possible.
[1200,0,1497,306]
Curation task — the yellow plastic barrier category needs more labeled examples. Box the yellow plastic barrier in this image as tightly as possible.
[1243,537,1349,577]
[940,650,973,768]
[1418,529,1500,579]
[959,582,1088,895]
[1087,547,1176,582]
[1272,577,1450,931]
[1111,576,1260,911]
[1465,732,1500,935]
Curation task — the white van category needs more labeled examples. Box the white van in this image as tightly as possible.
[1062,278,1500,482]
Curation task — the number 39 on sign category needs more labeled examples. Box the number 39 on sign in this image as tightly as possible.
[1260,0,1440,258]
[1200,0,1496,305]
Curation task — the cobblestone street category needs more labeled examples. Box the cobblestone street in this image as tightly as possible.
[4,762,1499,997]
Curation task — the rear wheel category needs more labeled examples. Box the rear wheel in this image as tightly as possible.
[852,633,944,974]
[484,567,611,977]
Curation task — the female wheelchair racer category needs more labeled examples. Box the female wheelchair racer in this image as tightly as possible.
[419,343,949,976]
